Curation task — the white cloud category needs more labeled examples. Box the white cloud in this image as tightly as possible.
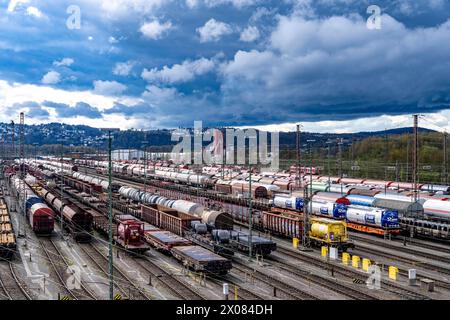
[216,13,450,127]
[186,0,258,8]
[113,61,136,76]
[142,57,215,84]
[240,114,450,134]
[186,0,199,8]
[53,58,74,67]
[140,20,173,40]
[93,80,127,96]
[41,71,61,84]
[108,36,119,44]
[0,79,140,126]
[197,19,233,42]
[99,0,166,19]
[26,6,43,18]
[240,26,260,42]
[7,0,29,13]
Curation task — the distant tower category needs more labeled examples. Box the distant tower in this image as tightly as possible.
[296,124,301,189]
[444,132,448,185]
[10,121,15,160]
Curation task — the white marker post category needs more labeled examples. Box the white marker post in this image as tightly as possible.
[408,269,417,286]
[223,283,229,300]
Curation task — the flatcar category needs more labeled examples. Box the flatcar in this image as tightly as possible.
[170,245,232,275]
[0,200,16,260]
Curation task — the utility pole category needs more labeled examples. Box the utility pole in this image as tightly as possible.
[338,138,343,195]
[19,113,26,238]
[443,132,448,185]
[19,113,24,169]
[11,121,15,160]
[108,131,114,301]
[327,141,331,186]
[412,115,419,202]
[222,128,225,180]
[248,166,253,260]
[296,124,301,189]
[59,138,64,237]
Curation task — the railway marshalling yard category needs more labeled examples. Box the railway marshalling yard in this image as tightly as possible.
[1,163,450,301]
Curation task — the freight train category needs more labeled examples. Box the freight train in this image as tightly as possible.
[23,159,353,250]
[33,158,450,197]
[271,191,450,239]
[9,175,54,235]
[34,186,93,243]
[0,197,16,260]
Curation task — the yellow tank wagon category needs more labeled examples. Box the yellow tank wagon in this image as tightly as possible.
[309,217,354,251]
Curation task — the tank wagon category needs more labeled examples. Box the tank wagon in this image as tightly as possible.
[345,206,400,235]
[310,201,347,219]
[309,217,354,251]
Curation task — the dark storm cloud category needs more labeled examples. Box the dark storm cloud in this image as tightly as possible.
[11,101,50,119]
[43,101,102,119]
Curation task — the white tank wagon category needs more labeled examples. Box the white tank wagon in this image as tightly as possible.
[196,210,234,230]
[420,184,450,194]
[423,200,450,221]
[273,195,304,211]
[346,206,400,229]
[310,201,347,219]
[374,193,427,205]
[171,200,204,216]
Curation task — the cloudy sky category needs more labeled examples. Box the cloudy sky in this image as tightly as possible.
[1,0,450,133]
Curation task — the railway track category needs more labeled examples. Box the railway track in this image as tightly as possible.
[276,246,432,300]
[133,257,205,300]
[269,255,379,300]
[0,261,33,300]
[207,275,265,300]
[79,242,151,300]
[350,234,450,265]
[351,244,450,276]
[232,259,319,300]
[39,238,97,300]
